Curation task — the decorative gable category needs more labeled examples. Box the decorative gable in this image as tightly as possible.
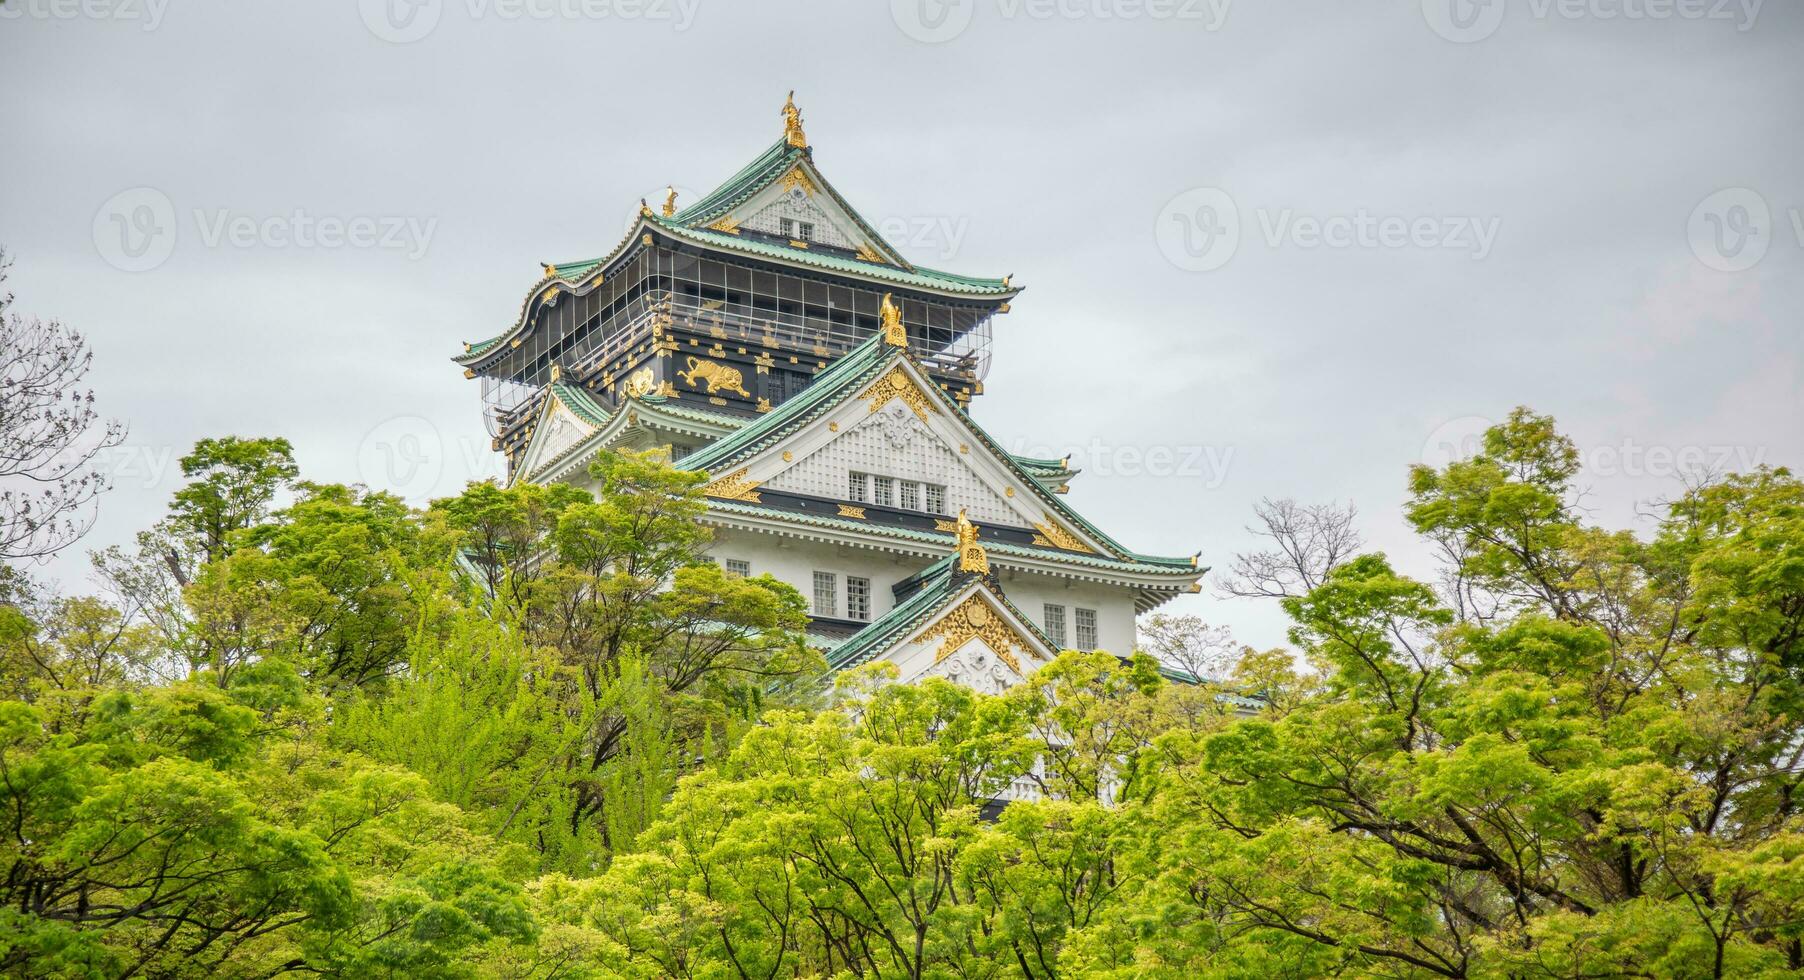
[696,158,905,267]
[887,583,1055,692]
[514,398,601,482]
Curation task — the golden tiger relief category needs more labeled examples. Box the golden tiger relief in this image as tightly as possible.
[677,356,751,398]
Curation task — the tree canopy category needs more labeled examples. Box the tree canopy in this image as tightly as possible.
[2,409,1799,977]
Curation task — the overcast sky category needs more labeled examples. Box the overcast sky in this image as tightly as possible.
[3,0,1800,650]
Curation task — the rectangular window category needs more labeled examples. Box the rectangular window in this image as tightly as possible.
[899,480,920,511]
[1044,604,1067,649]
[925,484,946,514]
[812,571,837,618]
[848,472,869,503]
[873,476,894,508]
[780,218,795,237]
[1075,608,1098,651]
[847,576,871,622]
[798,221,814,241]
[723,559,750,578]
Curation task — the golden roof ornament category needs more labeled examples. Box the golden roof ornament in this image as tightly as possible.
[548,364,561,382]
[662,185,678,217]
[879,293,907,348]
[955,509,988,574]
[639,199,653,218]
[782,91,808,149]
[543,263,558,279]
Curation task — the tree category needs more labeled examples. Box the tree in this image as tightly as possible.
[0,249,125,563]
[1215,497,1361,600]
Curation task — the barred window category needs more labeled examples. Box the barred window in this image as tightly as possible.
[724,559,750,578]
[798,221,814,241]
[1075,608,1098,651]
[899,480,920,510]
[925,484,946,514]
[848,472,870,502]
[812,571,837,618]
[847,576,871,622]
[1043,604,1067,649]
[873,476,895,507]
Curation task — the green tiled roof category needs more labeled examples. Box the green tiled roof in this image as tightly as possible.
[670,138,800,227]
[456,137,1020,367]
[826,561,1057,674]
[704,498,1199,578]
[647,215,1011,295]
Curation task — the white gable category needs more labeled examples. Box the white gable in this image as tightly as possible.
[515,400,597,481]
[763,400,1018,524]
[714,162,896,263]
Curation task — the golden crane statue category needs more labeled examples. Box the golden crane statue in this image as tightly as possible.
[782,91,808,149]
[955,509,988,574]
[879,293,907,348]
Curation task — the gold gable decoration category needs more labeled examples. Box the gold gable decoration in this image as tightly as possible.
[779,164,817,198]
[707,214,741,235]
[702,467,761,502]
[1031,516,1094,554]
[862,366,937,422]
[912,592,1039,674]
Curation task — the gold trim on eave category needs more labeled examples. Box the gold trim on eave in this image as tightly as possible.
[703,468,761,502]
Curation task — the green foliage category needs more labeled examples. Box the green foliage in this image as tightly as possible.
[6,415,1802,976]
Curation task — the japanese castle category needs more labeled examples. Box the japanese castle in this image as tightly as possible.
[454,95,1203,693]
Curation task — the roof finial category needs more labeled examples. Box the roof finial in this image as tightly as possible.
[955,509,988,574]
[782,91,808,149]
[549,363,561,382]
[662,185,678,217]
[879,293,907,348]
[543,262,558,279]
[639,198,652,218]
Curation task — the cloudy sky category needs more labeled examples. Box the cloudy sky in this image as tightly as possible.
[3,0,1800,649]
